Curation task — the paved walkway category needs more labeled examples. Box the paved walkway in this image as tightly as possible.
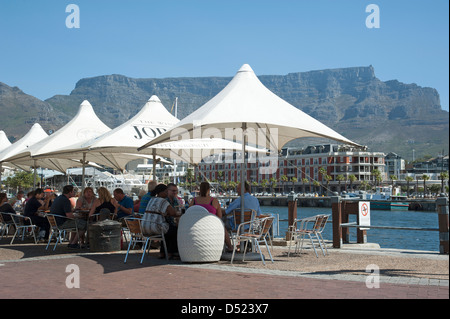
[0,239,448,304]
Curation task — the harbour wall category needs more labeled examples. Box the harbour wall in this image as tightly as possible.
[217,196,437,211]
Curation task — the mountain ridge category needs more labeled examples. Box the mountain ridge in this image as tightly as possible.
[0,66,447,160]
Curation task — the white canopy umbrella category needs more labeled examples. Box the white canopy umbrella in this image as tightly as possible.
[0,130,12,151]
[33,95,178,172]
[3,101,115,188]
[0,124,102,186]
[40,95,266,181]
[142,64,362,216]
[0,123,90,172]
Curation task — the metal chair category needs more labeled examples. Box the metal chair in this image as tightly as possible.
[231,216,275,266]
[228,209,257,246]
[124,217,168,264]
[8,214,38,245]
[45,214,79,250]
[287,214,330,258]
[0,212,15,240]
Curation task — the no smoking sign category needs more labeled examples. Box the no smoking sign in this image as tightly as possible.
[359,201,371,229]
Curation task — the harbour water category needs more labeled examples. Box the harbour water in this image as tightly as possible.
[261,206,440,252]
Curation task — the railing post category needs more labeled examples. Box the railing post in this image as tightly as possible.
[436,196,449,254]
[332,196,342,248]
[286,193,297,241]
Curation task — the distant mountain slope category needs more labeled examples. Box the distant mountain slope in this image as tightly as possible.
[1,66,448,159]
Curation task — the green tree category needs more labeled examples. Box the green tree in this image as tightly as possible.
[371,169,382,186]
[290,177,297,193]
[405,176,414,197]
[348,174,357,192]
[4,171,34,191]
[336,174,346,193]
[422,174,430,196]
[389,175,398,187]
[260,179,269,193]
[280,175,288,194]
[439,171,449,194]
[269,177,277,194]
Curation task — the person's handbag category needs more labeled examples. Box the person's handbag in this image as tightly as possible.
[142,212,169,235]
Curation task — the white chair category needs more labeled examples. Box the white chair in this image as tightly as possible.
[0,212,15,240]
[287,214,330,258]
[228,209,257,247]
[231,216,275,266]
[124,217,168,264]
[45,214,79,250]
[9,214,38,245]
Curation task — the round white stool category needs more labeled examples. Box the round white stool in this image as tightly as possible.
[177,205,224,263]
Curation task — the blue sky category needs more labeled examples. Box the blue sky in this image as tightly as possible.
[0,0,448,111]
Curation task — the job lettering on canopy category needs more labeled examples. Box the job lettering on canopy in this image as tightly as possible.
[133,126,168,140]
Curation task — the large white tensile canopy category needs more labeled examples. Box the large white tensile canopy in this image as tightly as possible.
[4,100,111,166]
[141,64,361,218]
[0,123,92,173]
[41,95,263,169]
[0,131,12,151]
[143,64,360,150]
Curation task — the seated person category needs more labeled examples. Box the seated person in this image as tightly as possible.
[89,187,117,220]
[8,190,25,213]
[138,180,157,214]
[0,192,17,222]
[24,188,50,240]
[112,188,134,220]
[190,182,233,251]
[75,187,96,211]
[224,181,261,231]
[144,184,181,259]
[50,185,87,248]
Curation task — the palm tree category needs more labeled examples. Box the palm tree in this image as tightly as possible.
[422,174,430,196]
[302,178,309,194]
[290,177,297,193]
[439,171,449,194]
[251,181,259,194]
[348,174,357,192]
[389,175,398,187]
[359,181,370,191]
[280,175,288,194]
[261,179,269,194]
[318,167,327,195]
[336,174,346,194]
[371,169,382,186]
[405,176,414,197]
[184,168,194,192]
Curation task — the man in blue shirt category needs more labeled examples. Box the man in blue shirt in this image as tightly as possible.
[113,188,134,219]
[225,181,261,230]
[139,180,157,214]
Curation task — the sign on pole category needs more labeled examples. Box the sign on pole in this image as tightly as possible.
[359,201,371,230]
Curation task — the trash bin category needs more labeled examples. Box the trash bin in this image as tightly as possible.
[88,220,122,252]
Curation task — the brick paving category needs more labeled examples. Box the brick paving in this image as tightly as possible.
[0,247,448,302]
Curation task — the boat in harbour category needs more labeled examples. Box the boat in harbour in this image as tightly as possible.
[365,186,409,210]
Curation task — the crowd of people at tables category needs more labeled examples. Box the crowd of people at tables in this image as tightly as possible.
[0,180,261,258]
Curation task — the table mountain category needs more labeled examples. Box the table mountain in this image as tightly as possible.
[1,66,448,159]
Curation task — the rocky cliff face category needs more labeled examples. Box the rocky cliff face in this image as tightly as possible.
[1,66,447,159]
[0,83,66,142]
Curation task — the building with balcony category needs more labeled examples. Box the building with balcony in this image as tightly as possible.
[197,144,386,193]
